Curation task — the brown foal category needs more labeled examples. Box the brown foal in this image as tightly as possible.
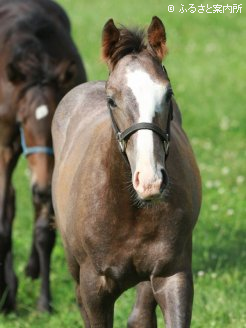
[52,16,201,327]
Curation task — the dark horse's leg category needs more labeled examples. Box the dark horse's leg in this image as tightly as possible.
[30,195,56,312]
[127,281,157,328]
[151,270,194,328]
[24,151,55,312]
[25,231,40,279]
[25,192,55,283]
[0,146,19,313]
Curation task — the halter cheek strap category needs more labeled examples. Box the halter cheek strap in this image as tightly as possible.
[108,100,173,164]
[19,126,54,156]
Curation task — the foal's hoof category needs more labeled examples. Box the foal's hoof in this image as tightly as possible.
[25,261,40,280]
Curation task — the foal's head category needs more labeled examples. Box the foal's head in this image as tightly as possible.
[6,32,81,204]
[102,17,172,204]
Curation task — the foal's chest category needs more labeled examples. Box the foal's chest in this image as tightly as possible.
[83,206,187,280]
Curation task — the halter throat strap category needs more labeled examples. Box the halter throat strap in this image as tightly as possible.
[19,126,54,156]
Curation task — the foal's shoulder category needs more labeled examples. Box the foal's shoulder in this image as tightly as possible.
[54,81,105,118]
[52,81,106,141]
[75,81,106,100]
[62,81,106,101]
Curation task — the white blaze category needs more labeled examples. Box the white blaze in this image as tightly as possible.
[126,69,166,169]
[126,69,165,122]
[35,105,49,120]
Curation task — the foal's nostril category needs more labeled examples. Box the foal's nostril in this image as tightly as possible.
[134,171,140,189]
[160,169,168,193]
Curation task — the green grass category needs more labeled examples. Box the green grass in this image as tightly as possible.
[1,0,246,327]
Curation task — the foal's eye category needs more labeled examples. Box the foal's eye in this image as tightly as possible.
[107,97,117,109]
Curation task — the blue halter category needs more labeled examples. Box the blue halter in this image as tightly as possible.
[19,126,54,156]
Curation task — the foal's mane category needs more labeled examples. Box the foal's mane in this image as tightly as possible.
[108,27,147,68]
[4,12,61,85]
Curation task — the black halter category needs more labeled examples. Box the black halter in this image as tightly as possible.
[108,83,173,164]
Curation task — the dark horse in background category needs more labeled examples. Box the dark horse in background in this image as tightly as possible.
[52,17,201,327]
[0,0,86,313]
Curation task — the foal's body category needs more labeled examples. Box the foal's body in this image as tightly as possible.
[53,17,201,327]
[53,82,201,327]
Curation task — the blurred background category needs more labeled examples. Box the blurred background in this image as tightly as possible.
[1,0,245,327]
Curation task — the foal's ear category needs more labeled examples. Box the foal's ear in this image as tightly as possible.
[6,62,26,84]
[147,16,167,62]
[57,60,77,88]
[102,19,120,68]
[6,38,42,85]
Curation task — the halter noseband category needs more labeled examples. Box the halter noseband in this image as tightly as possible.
[19,126,54,156]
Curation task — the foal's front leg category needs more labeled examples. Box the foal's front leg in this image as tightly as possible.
[151,270,194,328]
[127,281,157,328]
[0,184,18,313]
[79,260,120,328]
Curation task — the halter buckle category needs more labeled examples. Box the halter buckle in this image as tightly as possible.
[117,133,126,153]
[164,139,169,155]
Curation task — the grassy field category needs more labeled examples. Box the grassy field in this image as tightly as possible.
[1,0,246,327]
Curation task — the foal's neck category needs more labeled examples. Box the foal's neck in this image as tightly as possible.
[106,131,133,204]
